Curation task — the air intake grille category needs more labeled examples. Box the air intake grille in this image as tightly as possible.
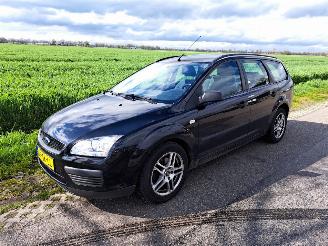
[68,173,104,187]
[39,130,65,152]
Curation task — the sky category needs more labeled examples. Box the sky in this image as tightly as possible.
[0,0,328,52]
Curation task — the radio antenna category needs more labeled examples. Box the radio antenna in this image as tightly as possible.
[178,35,202,61]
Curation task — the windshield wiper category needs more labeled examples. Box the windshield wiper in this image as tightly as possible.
[121,93,157,104]
[107,90,119,96]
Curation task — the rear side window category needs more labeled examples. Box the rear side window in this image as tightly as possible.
[264,60,288,82]
[240,60,269,89]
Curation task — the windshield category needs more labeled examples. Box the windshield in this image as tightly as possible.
[111,62,210,103]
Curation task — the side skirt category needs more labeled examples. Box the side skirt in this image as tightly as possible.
[195,131,262,167]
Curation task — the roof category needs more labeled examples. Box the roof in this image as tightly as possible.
[157,53,278,63]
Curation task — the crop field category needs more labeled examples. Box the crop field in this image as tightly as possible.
[0,44,328,213]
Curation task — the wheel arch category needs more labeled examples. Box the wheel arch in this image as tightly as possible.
[266,101,290,134]
[162,138,193,169]
[143,136,194,170]
[136,122,196,163]
[278,103,290,116]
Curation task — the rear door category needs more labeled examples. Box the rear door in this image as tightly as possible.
[239,59,278,134]
[195,60,252,162]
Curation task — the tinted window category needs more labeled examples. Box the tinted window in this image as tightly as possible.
[264,60,288,82]
[241,60,269,89]
[202,61,242,99]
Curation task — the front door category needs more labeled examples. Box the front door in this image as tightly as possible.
[195,60,252,162]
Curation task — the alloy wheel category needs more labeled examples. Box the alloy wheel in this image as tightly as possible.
[273,112,286,139]
[151,152,184,196]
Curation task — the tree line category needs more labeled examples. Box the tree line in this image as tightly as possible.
[0,37,326,56]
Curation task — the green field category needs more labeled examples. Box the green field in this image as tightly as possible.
[0,44,328,213]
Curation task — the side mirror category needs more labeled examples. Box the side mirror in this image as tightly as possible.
[199,90,223,105]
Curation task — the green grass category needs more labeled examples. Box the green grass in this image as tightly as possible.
[0,130,64,214]
[1,44,327,133]
[0,44,186,132]
[279,55,328,84]
[293,79,328,109]
[0,131,38,180]
[0,170,63,214]
[0,44,327,214]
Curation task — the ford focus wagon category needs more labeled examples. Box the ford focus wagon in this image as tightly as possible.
[37,53,293,203]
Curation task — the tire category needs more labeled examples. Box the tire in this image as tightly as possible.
[138,142,188,203]
[266,108,288,143]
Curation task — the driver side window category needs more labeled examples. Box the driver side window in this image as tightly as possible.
[202,61,242,99]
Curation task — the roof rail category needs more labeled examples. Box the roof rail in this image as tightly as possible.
[155,56,179,62]
[216,53,278,61]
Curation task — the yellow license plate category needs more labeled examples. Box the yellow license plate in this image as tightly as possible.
[38,147,54,171]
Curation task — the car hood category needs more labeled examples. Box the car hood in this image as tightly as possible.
[42,93,170,144]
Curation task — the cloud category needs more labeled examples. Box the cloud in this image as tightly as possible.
[201,1,277,18]
[0,0,276,20]
[0,7,145,26]
[285,2,328,18]
[0,0,112,13]
[0,0,328,52]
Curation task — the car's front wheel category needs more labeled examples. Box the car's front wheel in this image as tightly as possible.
[138,142,187,203]
[266,108,287,143]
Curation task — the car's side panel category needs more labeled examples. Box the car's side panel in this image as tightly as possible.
[245,83,280,133]
[191,59,254,164]
[196,93,252,158]
[238,59,280,134]
[132,109,199,168]
[179,58,253,165]
[264,79,293,132]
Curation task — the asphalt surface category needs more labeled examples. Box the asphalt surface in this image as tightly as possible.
[1,102,328,245]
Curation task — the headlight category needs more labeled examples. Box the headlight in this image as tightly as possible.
[70,136,122,157]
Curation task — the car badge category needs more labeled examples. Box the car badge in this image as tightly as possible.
[44,136,51,145]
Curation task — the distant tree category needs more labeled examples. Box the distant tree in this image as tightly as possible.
[83,41,90,47]
[0,37,7,43]
[1,37,327,55]
[50,39,57,45]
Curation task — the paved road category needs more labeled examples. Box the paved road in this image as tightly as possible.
[1,102,328,245]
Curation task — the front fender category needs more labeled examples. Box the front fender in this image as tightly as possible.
[140,124,195,149]
[129,123,197,170]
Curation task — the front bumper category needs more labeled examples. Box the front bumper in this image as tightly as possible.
[58,182,135,199]
[37,145,137,199]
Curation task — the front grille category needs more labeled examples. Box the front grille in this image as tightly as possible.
[68,173,104,187]
[39,130,65,152]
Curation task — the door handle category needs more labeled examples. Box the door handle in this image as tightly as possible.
[247,94,257,103]
[247,98,257,103]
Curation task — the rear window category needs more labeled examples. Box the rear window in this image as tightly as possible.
[264,60,288,82]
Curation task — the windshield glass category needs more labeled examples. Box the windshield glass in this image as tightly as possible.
[111,62,210,103]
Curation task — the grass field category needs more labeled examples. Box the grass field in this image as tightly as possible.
[0,44,327,213]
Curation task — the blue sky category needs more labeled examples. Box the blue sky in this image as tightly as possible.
[0,0,328,52]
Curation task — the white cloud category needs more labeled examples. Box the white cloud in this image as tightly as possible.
[0,6,26,17]
[0,0,328,52]
[47,9,146,26]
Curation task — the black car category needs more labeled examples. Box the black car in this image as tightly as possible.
[37,53,293,203]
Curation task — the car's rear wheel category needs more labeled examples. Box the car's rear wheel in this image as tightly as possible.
[138,142,187,203]
[266,108,287,143]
